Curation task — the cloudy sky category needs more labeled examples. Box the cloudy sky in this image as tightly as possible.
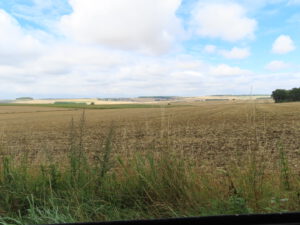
[0,0,299,98]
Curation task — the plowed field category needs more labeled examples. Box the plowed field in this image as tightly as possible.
[0,101,299,169]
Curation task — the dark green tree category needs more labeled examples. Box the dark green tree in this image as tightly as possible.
[272,87,300,103]
[289,88,300,101]
[271,89,289,103]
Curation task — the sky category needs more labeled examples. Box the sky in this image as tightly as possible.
[0,0,299,98]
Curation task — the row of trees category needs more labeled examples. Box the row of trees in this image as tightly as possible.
[271,87,300,103]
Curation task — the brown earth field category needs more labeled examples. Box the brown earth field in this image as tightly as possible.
[0,101,299,170]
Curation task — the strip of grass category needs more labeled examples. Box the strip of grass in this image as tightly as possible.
[0,143,298,224]
[0,103,188,110]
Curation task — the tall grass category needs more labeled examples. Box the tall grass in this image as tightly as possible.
[0,111,300,225]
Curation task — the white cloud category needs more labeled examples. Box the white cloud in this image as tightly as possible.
[2,1,299,98]
[191,2,257,42]
[209,64,251,76]
[203,45,217,53]
[0,9,43,65]
[203,45,250,59]
[0,7,209,98]
[0,20,255,98]
[219,47,250,59]
[272,35,295,54]
[265,60,290,71]
[60,0,184,54]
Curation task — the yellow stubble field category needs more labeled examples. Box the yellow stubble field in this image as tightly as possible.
[0,101,299,170]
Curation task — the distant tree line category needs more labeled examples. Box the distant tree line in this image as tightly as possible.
[16,97,33,100]
[271,87,300,103]
[138,96,177,99]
